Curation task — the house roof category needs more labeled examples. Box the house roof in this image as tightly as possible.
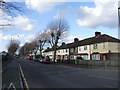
[43,47,54,52]
[77,34,120,46]
[91,34,120,44]
[57,43,73,49]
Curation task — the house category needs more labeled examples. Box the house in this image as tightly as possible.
[56,42,70,60]
[89,32,120,60]
[43,47,54,60]
[77,32,120,60]
[43,32,120,61]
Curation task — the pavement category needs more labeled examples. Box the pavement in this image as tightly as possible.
[2,60,22,89]
[53,63,120,72]
[2,59,119,89]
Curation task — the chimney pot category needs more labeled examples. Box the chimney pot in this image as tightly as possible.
[95,32,101,37]
[74,38,79,42]
[62,42,65,45]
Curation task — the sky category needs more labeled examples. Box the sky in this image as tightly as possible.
[0,0,119,52]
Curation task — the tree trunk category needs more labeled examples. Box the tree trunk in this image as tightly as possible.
[53,40,58,63]
[39,49,42,57]
[53,46,57,63]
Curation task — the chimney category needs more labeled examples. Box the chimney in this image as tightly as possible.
[95,32,101,37]
[74,38,79,42]
[62,42,65,45]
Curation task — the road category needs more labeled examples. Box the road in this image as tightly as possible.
[2,59,119,89]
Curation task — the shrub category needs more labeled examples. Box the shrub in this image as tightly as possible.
[76,56,83,60]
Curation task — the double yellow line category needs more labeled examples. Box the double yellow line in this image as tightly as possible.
[19,64,29,90]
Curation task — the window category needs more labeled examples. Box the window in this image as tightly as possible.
[103,43,106,48]
[92,54,100,60]
[84,46,87,50]
[93,44,98,49]
[75,47,78,52]
[70,55,77,60]
[81,55,88,60]
[66,49,68,53]
[70,55,74,59]
[64,56,68,60]
[79,47,81,51]
[70,48,74,52]
[58,50,60,53]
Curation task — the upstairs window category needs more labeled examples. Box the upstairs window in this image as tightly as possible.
[70,48,74,53]
[66,49,68,53]
[58,50,60,53]
[79,47,81,51]
[75,47,78,52]
[84,45,87,50]
[103,43,106,48]
[93,44,98,49]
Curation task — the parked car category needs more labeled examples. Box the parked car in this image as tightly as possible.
[43,58,50,64]
[33,58,38,62]
[28,56,33,60]
[38,58,44,63]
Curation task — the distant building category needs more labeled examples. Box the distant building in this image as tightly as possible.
[43,32,120,61]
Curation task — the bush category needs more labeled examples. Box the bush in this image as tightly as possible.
[76,56,83,60]
[57,59,61,63]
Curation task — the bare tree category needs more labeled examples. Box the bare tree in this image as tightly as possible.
[8,40,20,55]
[19,42,36,57]
[47,19,69,62]
[0,0,24,28]
[0,0,24,16]
[29,41,38,56]
[19,45,25,57]
[35,30,50,57]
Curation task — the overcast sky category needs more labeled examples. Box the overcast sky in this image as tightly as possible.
[0,0,119,52]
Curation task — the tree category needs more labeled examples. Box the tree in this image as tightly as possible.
[8,40,20,55]
[0,0,23,16]
[47,19,69,62]
[29,41,38,56]
[19,42,36,57]
[35,30,50,57]
[0,0,24,28]
[19,45,25,57]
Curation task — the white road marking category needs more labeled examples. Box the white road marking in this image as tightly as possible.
[19,64,29,90]
[2,84,5,89]
[19,67,23,89]
[8,83,16,90]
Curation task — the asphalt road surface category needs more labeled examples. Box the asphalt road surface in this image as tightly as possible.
[2,59,119,89]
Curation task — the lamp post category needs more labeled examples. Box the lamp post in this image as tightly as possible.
[118,6,120,39]
[118,7,120,27]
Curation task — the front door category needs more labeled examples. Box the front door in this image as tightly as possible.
[103,55,106,60]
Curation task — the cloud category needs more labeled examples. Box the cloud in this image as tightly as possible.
[25,0,64,13]
[13,16,35,32]
[19,43,24,47]
[54,6,68,19]
[0,10,13,29]
[0,10,35,32]
[62,35,82,43]
[76,0,118,28]
[0,33,24,41]
[24,34,36,42]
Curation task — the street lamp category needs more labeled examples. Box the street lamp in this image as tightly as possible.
[118,6,120,38]
[118,7,120,27]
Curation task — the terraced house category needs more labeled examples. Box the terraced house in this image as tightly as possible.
[43,32,120,61]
